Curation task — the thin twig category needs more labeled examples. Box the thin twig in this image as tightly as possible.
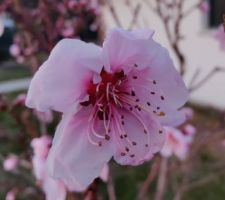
[137,157,160,200]
[128,3,141,30]
[189,66,225,92]
[107,167,117,200]
[154,157,168,200]
[106,0,122,27]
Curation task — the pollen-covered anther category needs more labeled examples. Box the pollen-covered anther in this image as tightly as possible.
[157,112,166,117]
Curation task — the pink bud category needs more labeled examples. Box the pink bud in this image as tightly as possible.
[198,1,210,13]
[3,154,19,172]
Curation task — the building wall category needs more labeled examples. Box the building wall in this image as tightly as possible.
[101,0,225,109]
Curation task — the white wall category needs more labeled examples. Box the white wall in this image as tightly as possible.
[101,0,225,109]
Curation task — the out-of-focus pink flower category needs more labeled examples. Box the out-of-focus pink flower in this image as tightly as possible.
[161,125,195,160]
[9,44,21,57]
[99,164,109,182]
[12,93,27,107]
[26,28,188,188]
[198,1,210,13]
[214,25,225,51]
[31,136,67,200]
[61,24,74,37]
[5,188,17,200]
[3,154,19,172]
[180,107,194,121]
[34,110,54,123]
[0,15,4,37]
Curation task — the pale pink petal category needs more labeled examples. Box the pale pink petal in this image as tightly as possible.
[34,110,54,123]
[32,156,46,180]
[31,135,52,159]
[126,68,186,126]
[26,39,103,113]
[180,107,194,121]
[102,28,155,72]
[3,154,19,172]
[103,28,188,109]
[5,189,17,200]
[161,127,190,160]
[43,176,67,200]
[9,44,20,57]
[112,109,165,166]
[198,1,210,13]
[47,110,114,189]
[99,164,109,182]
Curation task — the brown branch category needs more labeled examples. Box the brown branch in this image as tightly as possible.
[107,172,117,200]
[154,157,168,200]
[105,0,123,27]
[137,157,160,200]
[128,3,141,30]
[189,66,225,92]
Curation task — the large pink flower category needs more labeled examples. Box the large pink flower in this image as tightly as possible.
[26,28,188,188]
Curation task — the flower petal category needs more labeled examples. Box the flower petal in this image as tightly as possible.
[26,39,102,113]
[103,28,188,109]
[47,109,113,189]
[102,28,155,73]
[112,109,165,166]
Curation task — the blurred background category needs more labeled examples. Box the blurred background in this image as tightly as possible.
[0,0,225,200]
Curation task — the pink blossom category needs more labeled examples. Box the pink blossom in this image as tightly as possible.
[31,136,67,200]
[214,25,225,51]
[161,126,195,160]
[33,110,54,123]
[3,154,19,172]
[12,93,27,107]
[5,188,17,200]
[180,107,194,121]
[99,164,109,182]
[9,44,21,57]
[26,28,188,188]
[198,1,210,13]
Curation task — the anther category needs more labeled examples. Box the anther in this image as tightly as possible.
[121,152,126,156]
[133,76,138,79]
[151,92,155,95]
[98,142,102,147]
[153,80,157,84]
[131,90,136,96]
[159,130,163,134]
[132,141,137,146]
[130,154,135,158]
[105,135,110,141]
[125,147,130,152]
[161,96,165,100]
[147,102,151,106]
